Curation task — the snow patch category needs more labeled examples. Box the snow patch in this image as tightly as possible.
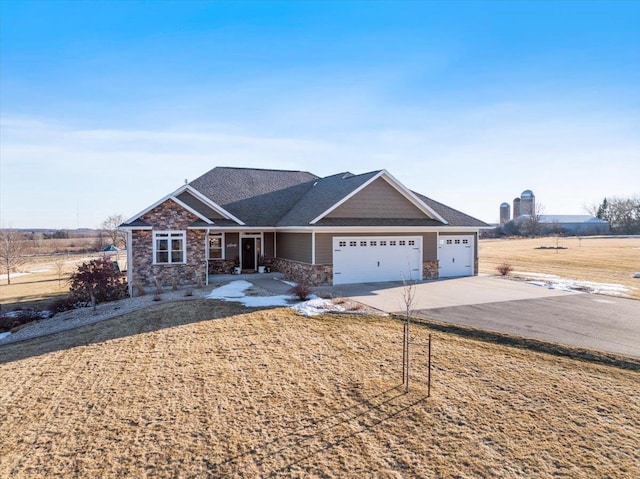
[206,280,375,316]
[291,298,346,317]
[0,332,11,340]
[207,280,294,308]
[515,271,633,297]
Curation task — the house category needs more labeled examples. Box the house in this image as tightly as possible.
[120,167,487,293]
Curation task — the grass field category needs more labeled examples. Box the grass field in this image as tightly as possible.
[1,301,638,478]
[479,237,640,299]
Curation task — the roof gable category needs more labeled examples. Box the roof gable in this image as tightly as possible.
[122,184,244,227]
[325,176,431,220]
[309,170,447,225]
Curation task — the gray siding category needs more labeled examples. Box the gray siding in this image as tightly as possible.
[176,191,225,219]
[315,232,438,264]
[327,178,426,219]
[276,232,312,263]
[225,233,240,262]
[264,232,275,257]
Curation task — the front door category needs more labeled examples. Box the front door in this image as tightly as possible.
[241,238,256,270]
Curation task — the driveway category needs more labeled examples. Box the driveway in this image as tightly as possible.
[330,276,640,358]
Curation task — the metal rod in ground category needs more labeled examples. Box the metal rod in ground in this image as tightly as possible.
[402,323,406,385]
[427,333,432,397]
[404,322,410,394]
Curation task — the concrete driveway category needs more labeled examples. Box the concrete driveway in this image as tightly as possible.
[331,276,640,358]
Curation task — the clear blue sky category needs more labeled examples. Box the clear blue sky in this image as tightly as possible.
[1,0,638,229]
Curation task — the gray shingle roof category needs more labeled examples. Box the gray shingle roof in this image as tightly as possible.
[276,171,380,226]
[125,166,487,229]
[413,192,488,227]
[189,167,319,226]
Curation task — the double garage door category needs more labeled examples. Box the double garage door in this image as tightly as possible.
[332,234,475,284]
[333,236,422,285]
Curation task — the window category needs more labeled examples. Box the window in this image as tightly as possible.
[408,240,415,246]
[209,233,224,259]
[360,241,367,247]
[339,241,347,247]
[370,241,377,246]
[350,241,357,247]
[446,239,452,245]
[463,239,469,245]
[390,240,397,246]
[154,231,186,264]
[455,239,461,244]
[380,241,387,246]
[399,240,406,246]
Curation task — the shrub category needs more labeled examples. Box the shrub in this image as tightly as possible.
[496,263,513,276]
[49,296,78,313]
[289,283,312,301]
[0,308,51,332]
[69,258,128,305]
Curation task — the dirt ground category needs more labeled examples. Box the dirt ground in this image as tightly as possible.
[1,301,638,478]
[479,236,640,299]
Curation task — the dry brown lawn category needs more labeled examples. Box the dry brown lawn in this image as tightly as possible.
[1,254,102,311]
[1,301,638,478]
[480,237,640,299]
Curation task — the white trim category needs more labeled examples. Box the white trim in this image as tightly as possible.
[276,226,481,233]
[179,186,246,225]
[170,196,215,225]
[207,231,225,260]
[126,230,133,297]
[239,231,264,270]
[152,230,187,265]
[124,184,245,226]
[309,170,448,225]
[119,225,152,230]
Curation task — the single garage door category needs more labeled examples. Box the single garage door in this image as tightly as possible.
[333,236,422,285]
[438,235,474,277]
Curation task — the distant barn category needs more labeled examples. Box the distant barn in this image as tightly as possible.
[538,215,610,235]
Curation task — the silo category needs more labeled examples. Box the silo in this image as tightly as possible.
[500,202,510,224]
[520,189,535,216]
[513,197,521,219]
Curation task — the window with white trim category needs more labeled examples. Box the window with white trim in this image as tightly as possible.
[208,233,224,259]
[154,231,186,264]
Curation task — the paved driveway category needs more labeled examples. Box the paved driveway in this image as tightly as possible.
[331,276,640,358]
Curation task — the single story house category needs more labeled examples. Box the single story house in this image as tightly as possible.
[120,167,487,293]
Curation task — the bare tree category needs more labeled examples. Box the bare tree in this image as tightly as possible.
[53,255,69,287]
[101,214,127,248]
[521,202,545,237]
[0,229,30,285]
[401,277,418,393]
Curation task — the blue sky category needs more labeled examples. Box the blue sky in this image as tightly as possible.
[1,0,638,229]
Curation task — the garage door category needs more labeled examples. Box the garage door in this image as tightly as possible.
[333,236,422,285]
[438,235,474,277]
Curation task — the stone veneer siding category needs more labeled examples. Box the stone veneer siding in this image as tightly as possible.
[271,258,333,286]
[131,199,207,288]
[423,260,439,280]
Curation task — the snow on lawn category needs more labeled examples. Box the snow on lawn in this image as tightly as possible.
[515,271,633,297]
[206,280,358,316]
[206,280,293,308]
[0,332,11,340]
